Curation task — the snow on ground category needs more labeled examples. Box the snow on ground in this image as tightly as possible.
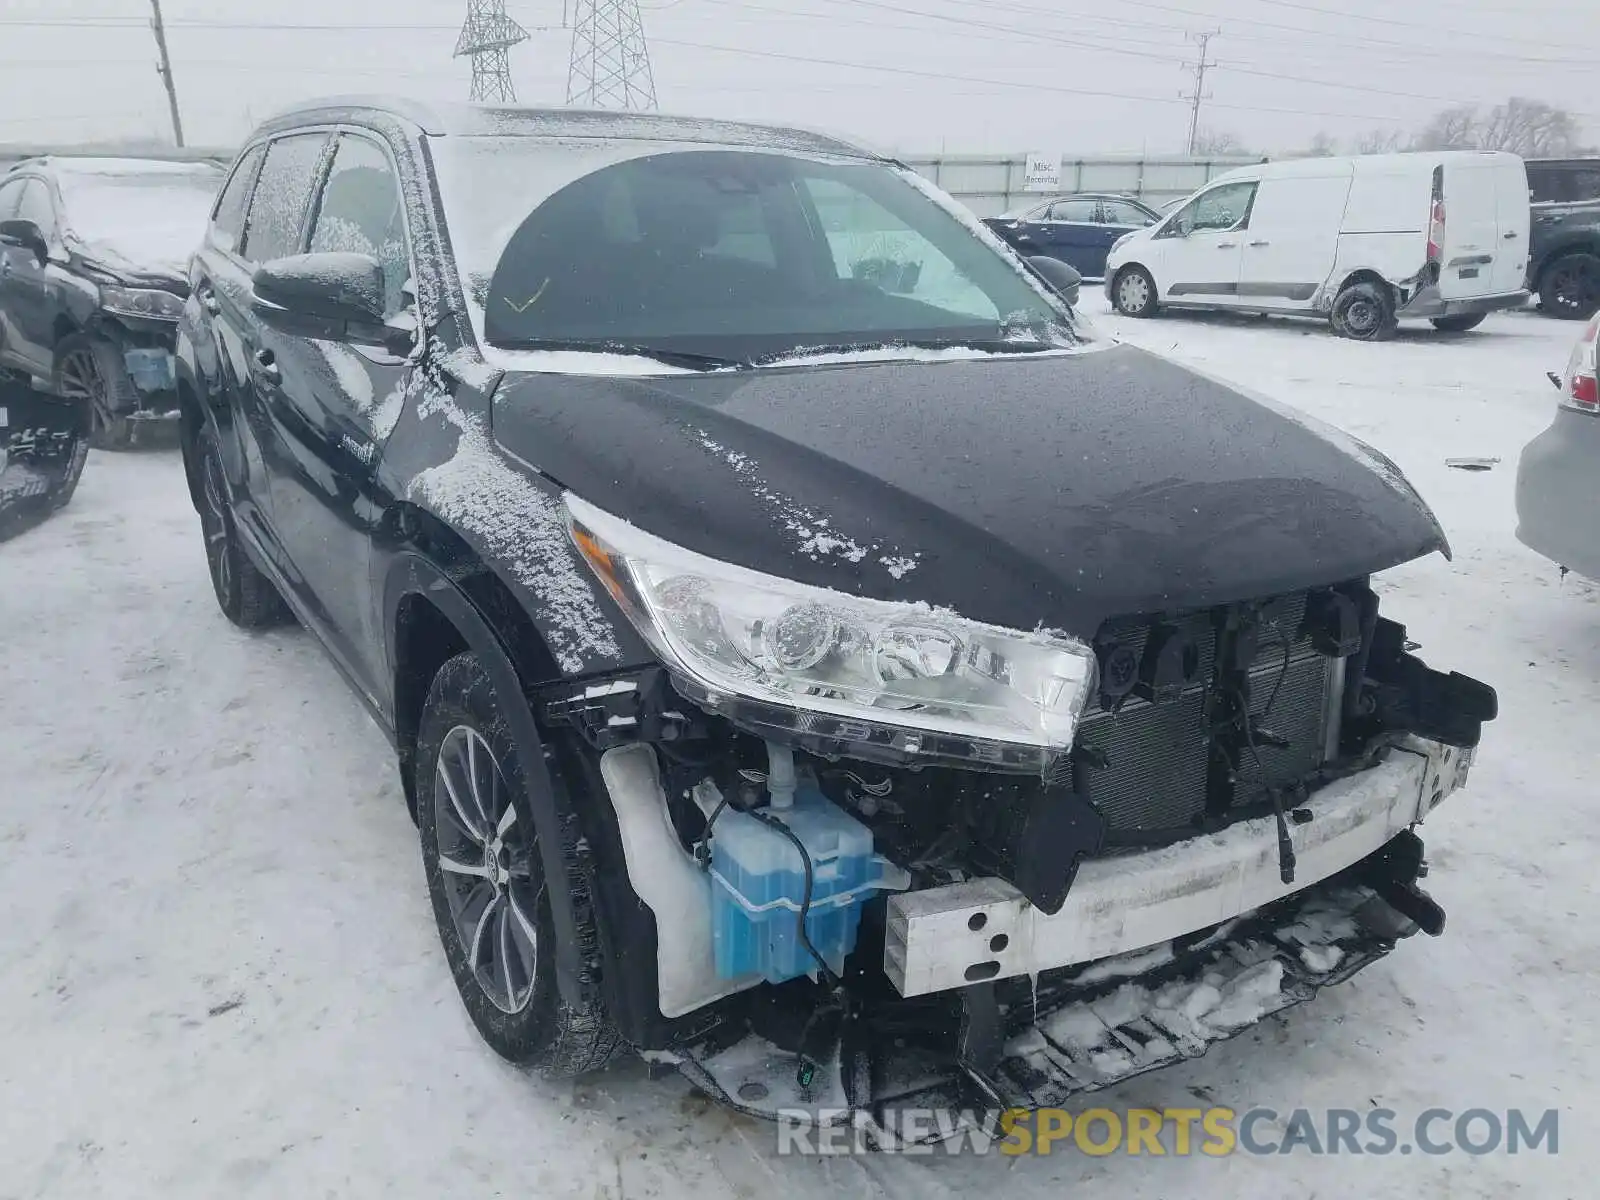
[3,303,1598,1197]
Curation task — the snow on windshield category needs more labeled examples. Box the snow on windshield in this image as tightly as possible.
[55,164,224,276]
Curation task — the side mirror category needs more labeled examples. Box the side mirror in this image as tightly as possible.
[1026,255,1081,307]
[251,252,410,354]
[0,218,48,266]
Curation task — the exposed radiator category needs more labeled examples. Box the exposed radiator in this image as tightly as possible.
[1075,593,1338,837]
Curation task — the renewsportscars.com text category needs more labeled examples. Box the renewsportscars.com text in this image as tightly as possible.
[775,1106,1561,1157]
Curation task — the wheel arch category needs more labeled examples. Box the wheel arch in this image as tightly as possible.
[381,524,599,1012]
[1333,268,1396,300]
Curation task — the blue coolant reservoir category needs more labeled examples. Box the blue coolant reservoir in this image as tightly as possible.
[709,786,892,983]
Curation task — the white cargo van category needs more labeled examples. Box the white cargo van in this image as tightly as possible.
[1103,151,1530,339]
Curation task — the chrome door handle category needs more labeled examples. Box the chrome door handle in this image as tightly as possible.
[1248,240,1270,247]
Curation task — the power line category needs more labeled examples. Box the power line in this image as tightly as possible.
[648,35,1415,123]
[1183,29,1220,153]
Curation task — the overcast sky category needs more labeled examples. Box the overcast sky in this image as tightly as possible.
[1,0,1596,156]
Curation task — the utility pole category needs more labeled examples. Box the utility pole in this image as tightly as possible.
[567,0,658,111]
[149,0,185,147]
[1183,29,1219,155]
[456,0,530,103]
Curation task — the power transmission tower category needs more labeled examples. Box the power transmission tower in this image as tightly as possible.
[1182,29,1220,155]
[456,0,530,103]
[148,0,185,147]
[566,0,657,111]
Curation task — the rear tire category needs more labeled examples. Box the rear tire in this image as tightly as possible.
[1430,313,1487,334]
[54,335,138,451]
[194,427,291,629]
[1538,252,1600,321]
[1330,281,1397,341]
[1111,266,1159,318]
[415,651,620,1076]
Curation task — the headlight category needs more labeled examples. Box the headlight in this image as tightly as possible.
[100,285,184,320]
[1110,232,1135,252]
[565,494,1096,770]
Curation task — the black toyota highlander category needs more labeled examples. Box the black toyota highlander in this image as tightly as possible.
[175,95,1495,1142]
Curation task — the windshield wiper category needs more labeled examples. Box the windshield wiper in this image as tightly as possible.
[757,336,1068,365]
[494,338,750,372]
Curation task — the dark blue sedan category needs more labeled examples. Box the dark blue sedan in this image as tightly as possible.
[983,193,1160,280]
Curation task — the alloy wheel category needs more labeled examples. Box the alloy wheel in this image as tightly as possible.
[433,725,541,1015]
[56,348,116,438]
[198,446,234,602]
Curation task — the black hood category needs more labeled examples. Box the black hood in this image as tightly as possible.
[69,247,189,295]
[492,343,1447,638]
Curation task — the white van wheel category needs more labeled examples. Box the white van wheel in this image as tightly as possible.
[1330,281,1397,342]
[1113,267,1158,318]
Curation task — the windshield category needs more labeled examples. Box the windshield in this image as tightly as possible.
[440,141,1086,365]
[55,165,223,275]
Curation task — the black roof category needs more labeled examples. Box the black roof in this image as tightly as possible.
[254,95,878,160]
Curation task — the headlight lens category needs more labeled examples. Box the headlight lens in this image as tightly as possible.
[100,285,184,320]
[565,493,1096,768]
[1110,232,1135,252]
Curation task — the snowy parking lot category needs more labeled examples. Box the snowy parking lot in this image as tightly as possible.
[2,300,1596,1198]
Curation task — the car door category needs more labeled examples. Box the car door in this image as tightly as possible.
[0,179,63,373]
[1236,171,1352,311]
[260,129,416,699]
[1028,197,1104,274]
[1148,181,1258,307]
[189,141,272,533]
[1094,198,1158,279]
[0,177,29,372]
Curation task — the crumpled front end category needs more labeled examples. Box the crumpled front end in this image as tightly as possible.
[544,563,1494,1136]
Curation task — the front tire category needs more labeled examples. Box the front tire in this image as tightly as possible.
[1430,313,1487,334]
[194,427,291,628]
[1538,253,1600,320]
[416,652,619,1075]
[1330,281,1397,341]
[54,335,137,451]
[1111,265,1159,317]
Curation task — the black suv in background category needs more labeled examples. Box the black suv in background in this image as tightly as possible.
[0,156,224,447]
[1526,158,1600,319]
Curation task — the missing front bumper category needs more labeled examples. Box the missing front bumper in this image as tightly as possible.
[885,736,1470,998]
[670,844,1438,1135]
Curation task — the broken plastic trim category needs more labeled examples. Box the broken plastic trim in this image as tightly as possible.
[670,834,1436,1140]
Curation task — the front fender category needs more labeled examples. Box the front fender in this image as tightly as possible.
[381,551,597,1011]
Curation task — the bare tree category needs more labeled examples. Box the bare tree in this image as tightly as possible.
[1355,128,1405,155]
[1304,131,1339,157]
[1477,97,1581,157]
[1192,127,1245,156]
[1412,105,1479,151]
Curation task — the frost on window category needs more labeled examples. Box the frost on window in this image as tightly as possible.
[241,133,329,263]
[309,135,411,318]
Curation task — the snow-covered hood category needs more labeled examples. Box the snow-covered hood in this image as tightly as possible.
[491,344,1448,636]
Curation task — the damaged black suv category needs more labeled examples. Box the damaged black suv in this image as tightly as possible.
[176,96,1495,1138]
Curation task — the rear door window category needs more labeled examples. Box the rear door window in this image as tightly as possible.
[212,143,266,256]
[1047,198,1098,222]
[1570,168,1600,203]
[240,132,330,263]
[1526,166,1569,205]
